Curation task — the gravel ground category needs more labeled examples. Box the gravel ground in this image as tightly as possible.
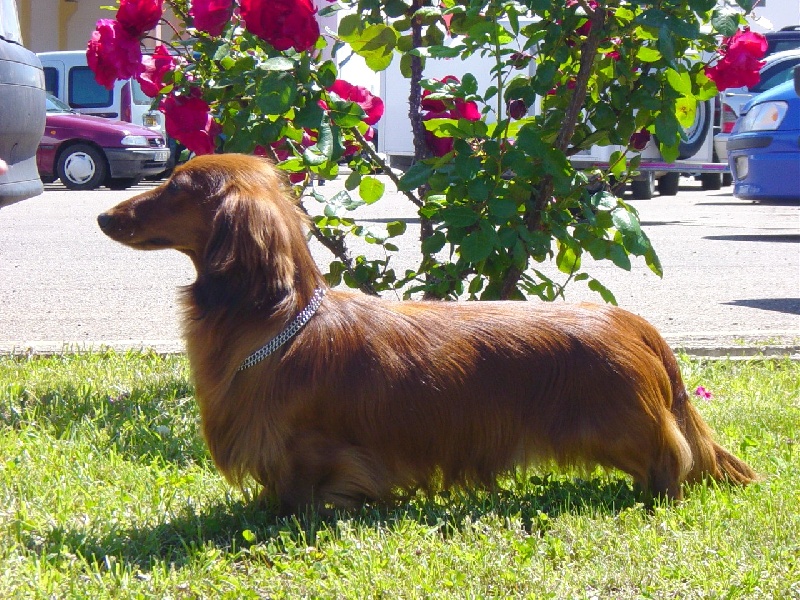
[0,176,797,357]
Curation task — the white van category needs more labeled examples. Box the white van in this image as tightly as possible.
[37,50,165,135]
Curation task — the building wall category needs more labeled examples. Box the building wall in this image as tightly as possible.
[19,0,176,53]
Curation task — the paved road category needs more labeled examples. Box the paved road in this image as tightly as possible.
[0,176,798,356]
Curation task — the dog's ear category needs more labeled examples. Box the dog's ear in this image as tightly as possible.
[195,183,297,312]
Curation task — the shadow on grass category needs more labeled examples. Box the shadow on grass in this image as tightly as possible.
[32,475,638,572]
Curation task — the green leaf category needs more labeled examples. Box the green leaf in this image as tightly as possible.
[260,57,295,72]
[636,46,662,63]
[588,278,618,305]
[645,246,663,277]
[666,68,693,96]
[242,529,257,543]
[460,230,493,263]
[359,177,385,204]
[219,55,236,70]
[611,207,643,239]
[386,220,407,237]
[422,230,446,254]
[608,244,632,271]
[441,205,479,228]
[399,162,433,191]
[346,24,398,72]
[556,242,581,275]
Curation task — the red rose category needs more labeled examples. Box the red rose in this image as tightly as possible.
[328,79,384,126]
[86,19,143,90]
[189,0,234,37]
[422,112,455,157]
[240,0,320,52]
[705,28,767,91]
[160,91,220,155]
[628,129,651,151]
[507,99,527,120]
[116,0,163,37]
[137,45,174,98]
[421,75,461,112]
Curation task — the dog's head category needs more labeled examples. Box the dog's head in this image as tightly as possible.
[98,154,322,312]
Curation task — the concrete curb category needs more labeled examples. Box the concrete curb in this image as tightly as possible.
[2,335,799,360]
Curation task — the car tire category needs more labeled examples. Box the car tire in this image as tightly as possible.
[658,172,680,196]
[631,173,655,199]
[57,144,107,191]
[106,177,140,190]
[701,172,722,191]
[723,172,733,186]
[678,100,712,160]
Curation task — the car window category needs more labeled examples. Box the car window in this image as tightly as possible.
[752,58,800,93]
[43,66,59,95]
[68,66,112,108]
[768,40,800,55]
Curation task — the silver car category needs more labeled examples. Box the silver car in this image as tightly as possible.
[714,48,800,162]
[0,0,46,208]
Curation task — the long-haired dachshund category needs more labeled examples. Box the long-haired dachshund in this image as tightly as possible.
[98,154,757,512]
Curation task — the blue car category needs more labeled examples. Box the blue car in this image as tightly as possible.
[727,79,800,201]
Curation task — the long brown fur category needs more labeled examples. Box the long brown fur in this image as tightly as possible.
[97,153,757,512]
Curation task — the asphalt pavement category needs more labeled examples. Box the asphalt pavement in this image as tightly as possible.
[0,176,798,358]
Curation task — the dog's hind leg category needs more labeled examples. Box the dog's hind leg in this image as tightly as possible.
[636,418,693,502]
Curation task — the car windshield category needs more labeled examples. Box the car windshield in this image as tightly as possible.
[45,94,76,113]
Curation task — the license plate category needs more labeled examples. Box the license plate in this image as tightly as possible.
[154,150,170,162]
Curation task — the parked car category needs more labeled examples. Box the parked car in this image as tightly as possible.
[38,94,170,190]
[765,25,800,55]
[38,50,178,170]
[0,0,45,208]
[714,48,800,162]
[727,78,800,201]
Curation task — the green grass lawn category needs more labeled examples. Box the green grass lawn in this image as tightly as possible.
[1,351,798,599]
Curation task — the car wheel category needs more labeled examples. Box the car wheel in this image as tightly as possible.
[658,173,681,196]
[658,172,680,196]
[700,172,722,191]
[631,173,655,199]
[57,144,107,190]
[106,177,140,190]
[678,100,712,160]
[723,172,733,187]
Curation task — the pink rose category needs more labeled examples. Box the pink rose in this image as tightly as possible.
[116,0,164,37]
[189,0,235,37]
[328,80,384,126]
[705,28,767,91]
[160,91,220,155]
[137,45,174,98]
[86,19,143,90]
[240,0,320,53]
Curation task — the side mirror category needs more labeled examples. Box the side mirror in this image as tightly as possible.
[795,65,800,97]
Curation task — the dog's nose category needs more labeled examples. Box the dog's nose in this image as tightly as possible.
[97,212,112,232]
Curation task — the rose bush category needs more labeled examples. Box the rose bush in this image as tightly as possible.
[87,0,766,301]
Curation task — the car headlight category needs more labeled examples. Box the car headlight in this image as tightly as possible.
[738,101,787,133]
[120,135,150,147]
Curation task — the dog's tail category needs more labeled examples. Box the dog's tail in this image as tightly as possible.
[659,345,758,486]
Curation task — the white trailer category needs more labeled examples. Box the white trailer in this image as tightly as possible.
[375,31,728,199]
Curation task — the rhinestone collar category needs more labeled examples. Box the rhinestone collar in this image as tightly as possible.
[237,287,326,372]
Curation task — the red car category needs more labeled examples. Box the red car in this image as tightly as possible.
[38,94,169,190]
